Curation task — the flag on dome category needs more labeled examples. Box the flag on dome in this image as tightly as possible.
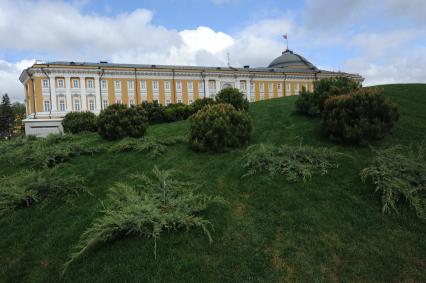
[283,34,287,39]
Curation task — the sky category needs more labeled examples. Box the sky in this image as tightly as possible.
[0,0,425,102]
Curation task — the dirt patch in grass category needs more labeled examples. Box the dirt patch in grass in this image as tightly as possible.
[272,226,294,282]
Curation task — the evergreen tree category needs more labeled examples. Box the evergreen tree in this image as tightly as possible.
[0,94,15,139]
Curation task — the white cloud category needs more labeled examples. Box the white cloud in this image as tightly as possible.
[0,59,35,102]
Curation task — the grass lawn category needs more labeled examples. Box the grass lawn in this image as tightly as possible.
[1,84,425,282]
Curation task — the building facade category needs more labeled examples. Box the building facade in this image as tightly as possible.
[19,49,363,136]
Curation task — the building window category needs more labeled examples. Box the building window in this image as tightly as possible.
[57,79,64,88]
[304,83,308,91]
[129,99,134,106]
[152,80,159,90]
[116,99,122,104]
[240,81,246,90]
[189,99,193,104]
[187,81,193,90]
[198,81,204,91]
[278,83,282,90]
[72,79,79,88]
[250,82,254,91]
[177,99,182,103]
[166,99,171,105]
[269,82,273,92]
[176,80,182,90]
[286,83,291,92]
[43,100,50,112]
[165,80,170,90]
[74,99,80,112]
[101,80,107,89]
[295,83,299,91]
[88,99,95,111]
[208,80,216,89]
[127,80,134,90]
[42,79,49,89]
[140,80,146,89]
[115,80,121,90]
[59,98,66,112]
[102,99,108,109]
[87,79,94,89]
[260,82,264,92]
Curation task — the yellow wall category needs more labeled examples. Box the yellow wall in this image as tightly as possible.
[120,79,128,105]
[254,81,260,101]
[193,80,199,101]
[264,82,269,100]
[34,77,43,112]
[146,79,153,102]
[159,79,165,105]
[107,78,115,105]
[182,80,188,104]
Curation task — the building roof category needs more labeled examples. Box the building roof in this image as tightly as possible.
[267,49,317,70]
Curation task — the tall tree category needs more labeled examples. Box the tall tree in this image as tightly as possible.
[0,94,15,139]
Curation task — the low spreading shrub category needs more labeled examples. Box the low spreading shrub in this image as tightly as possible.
[215,88,249,111]
[242,143,342,182]
[189,103,252,152]
[97,104,149,140]
[361,144,426,219]
[0,169,87,215]
[0,134,105,168]
[109,135,186,158]
[139,101,164,124]
[63,166,225,274]
[322,87,399,144]
[295,77,360,117]
[191,98,216,113]
[62,112,97,134]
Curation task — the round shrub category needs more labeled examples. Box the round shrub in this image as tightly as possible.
[140,101,164,124]
[191,98,216,113]
[296,77,360,117]
[322,87,399,144]
[163,103,194,122]
[189,103,252,152]
[62,112,97,134]
[215,88,249,111]
[97,104,148,140]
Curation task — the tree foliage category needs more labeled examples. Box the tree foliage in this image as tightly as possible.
[0,94,15,139]
[215,87,249,111]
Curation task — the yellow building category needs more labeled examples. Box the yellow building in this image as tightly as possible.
[19,49,363,136]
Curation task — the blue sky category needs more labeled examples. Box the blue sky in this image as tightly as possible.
[0,0,425,101]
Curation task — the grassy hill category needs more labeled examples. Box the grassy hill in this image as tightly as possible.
[1,84,426,282]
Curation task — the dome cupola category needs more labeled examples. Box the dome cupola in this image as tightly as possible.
[267,49,317,70]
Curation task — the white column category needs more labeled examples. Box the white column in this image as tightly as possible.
[49,76,57,112]
[94,76,101,112]
[65,76,72,111]
[204,77,209,99]
[80,77,87,111]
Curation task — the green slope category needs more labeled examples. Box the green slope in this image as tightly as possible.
[1,84,425,282]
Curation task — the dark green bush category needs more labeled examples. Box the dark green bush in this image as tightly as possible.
[140,101,164,124]
[322,87,399,144]
[189,103,252,152]
[62,112,97,134]
[295,77,360,117]
[97,104,148,140]
[215,88,249,111]
[191,98,216,113]
[163,103,194,122]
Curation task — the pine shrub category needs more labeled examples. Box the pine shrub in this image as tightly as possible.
[62,112,97,134]
[191,98,216,113]
[97,104,149,140]
[361,144,426,219]
[163,103,193,122]
[189,103,252,152]
[215,88,249,111]
[109,135,186,158]
[295,77,360,117]
[0,169,87,215]
[242,143,342,182]
[322,87,399,144]
[63,166,225,274]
